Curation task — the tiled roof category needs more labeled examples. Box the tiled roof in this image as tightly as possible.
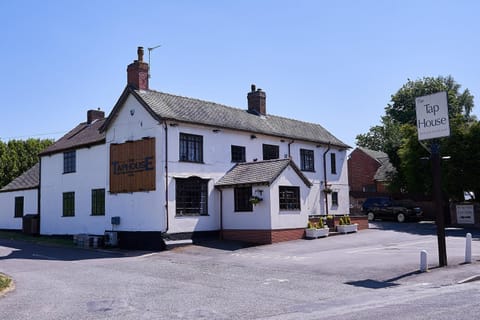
[0,163,39,192]
[357,147,396,181]
[374,158,396,181]
[39,119,106,156]
[215,159,312,188]
[358,147,388,162]
[133,89,349,149]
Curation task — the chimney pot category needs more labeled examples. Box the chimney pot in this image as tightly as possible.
[127,47,149,90]
[137,46,144,62]
[251,84,256,92]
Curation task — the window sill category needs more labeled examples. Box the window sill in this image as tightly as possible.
[175,214,210,218]
[179,160,205,164]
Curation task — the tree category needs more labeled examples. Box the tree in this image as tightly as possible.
[0,138,53,188]
[356,75,476,196]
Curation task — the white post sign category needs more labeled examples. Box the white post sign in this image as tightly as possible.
[456,204,475,224]
[415,91,450,141]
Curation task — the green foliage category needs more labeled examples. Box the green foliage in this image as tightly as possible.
[0,138,53,188]
[339,215,351,225]
[0,273,12,292]
[307,218,326,229]
[356,75,477,197]
[386,76,474,126]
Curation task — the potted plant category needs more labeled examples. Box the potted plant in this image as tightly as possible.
[336,215,358,234]
[249,195,263,206]
[305,218,330,239]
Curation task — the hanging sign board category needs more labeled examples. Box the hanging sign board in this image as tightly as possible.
[415,91,450,141]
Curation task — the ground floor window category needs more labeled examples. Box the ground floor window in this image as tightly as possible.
[279,186,300,210]
[91,189,105,216]
[176,177,209,216]
[331,191,339,206]
[234,186,253,212]
[14,196,24,218]
[63,192,75,217]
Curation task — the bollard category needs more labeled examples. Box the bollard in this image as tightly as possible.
[465,233,472,264]
[420,250,428,272]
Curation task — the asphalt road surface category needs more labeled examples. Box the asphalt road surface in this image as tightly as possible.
[1,221,480,319]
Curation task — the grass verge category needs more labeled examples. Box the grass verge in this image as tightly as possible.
[0,273,12,294]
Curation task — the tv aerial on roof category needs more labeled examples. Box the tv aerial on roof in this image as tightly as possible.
[147,44,162,78]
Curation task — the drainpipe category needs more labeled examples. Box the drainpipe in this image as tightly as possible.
[322,142,332,226]
[164,122,169,233]
[287,140,294,158]
[219,189,223,240]
[37,157,42,235]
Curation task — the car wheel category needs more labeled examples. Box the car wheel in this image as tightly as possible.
[367,212,375,221]
[397,212,406,223]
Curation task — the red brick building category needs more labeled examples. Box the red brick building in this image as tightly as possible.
[348,147,395,212]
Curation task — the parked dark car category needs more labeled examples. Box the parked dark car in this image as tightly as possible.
[362,197,423,222]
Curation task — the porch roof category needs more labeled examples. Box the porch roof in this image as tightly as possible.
[215,158,312,188]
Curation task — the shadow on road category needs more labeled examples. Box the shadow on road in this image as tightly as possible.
[0,238,141,262]
[369,221,480,238]
[346,270,423,289]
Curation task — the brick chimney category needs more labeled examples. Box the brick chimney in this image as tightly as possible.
[127,46,149,90]
[87,109,105,124]
[247,84,266,115]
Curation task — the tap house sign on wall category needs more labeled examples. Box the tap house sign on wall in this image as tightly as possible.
[110,138,156,193]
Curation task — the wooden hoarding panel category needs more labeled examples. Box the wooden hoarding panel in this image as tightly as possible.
[110,138,156,193]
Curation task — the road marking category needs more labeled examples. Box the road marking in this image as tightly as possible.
[263,278,289,285]
[32,253,56,260]
[347,240,433,254]
[231,252,309,261]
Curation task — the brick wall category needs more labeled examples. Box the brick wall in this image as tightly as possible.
[222,228,305,244]
[348,148,381,192]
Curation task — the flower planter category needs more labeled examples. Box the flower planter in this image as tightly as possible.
[305,227,330,239]
[336,224,358,234]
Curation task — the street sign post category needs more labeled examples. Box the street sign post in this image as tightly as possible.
[415,91,449,267]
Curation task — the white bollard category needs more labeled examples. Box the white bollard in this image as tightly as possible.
[420,250,428,272]
[465,233,472,264]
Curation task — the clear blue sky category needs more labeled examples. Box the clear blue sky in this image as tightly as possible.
[1,0,479,149]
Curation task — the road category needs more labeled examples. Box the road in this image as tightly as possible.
[1,221,479,319]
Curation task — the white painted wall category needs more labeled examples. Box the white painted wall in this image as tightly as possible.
[40,144,107,235]
[221,185,271,230]
[38,91,350,236]
[0,189,38,230]
[325,149,350,216]
[221,165,311,231]
[106,94,165,232]
[270,165,311,229]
